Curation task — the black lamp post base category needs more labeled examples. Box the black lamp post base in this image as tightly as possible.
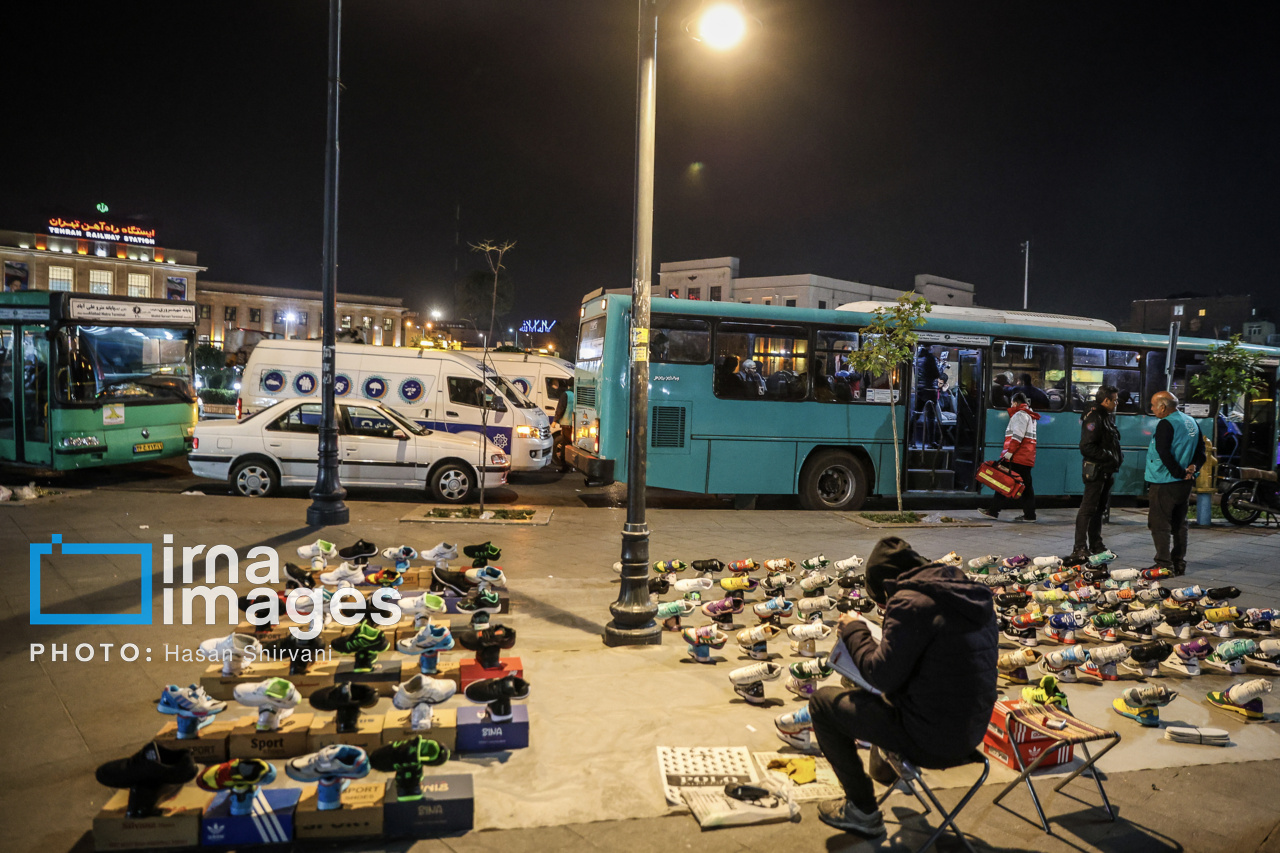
[306,500,350,528]
[603,619,663,647]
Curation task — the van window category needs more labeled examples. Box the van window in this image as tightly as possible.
[546,376,572,401]
[489,374,537,408]
[267,404,321,434]
[448,376,504,411]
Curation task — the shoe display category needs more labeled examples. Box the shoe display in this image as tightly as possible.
[1032,555,1063,569]
[1039,646,1089,682]
[752,596,795,622]
[817,798,887,839]
[798,573,833,595]
[1169,585,1206,604]
[720,576,759,594]
[457,588,503,617]
[458,624,517,668]
[464,675,531,722]
[691,559,727,574]
[673,577,714,597]
[421,541,458,561]
[834,554,864,572]
[1043,612,1088,646]
[1000,555,1032,571]
[1032,589,1067,607]
[285,562,318,588]
[364,567,404,588]
[1021,674,1069,709]
[1161,638,1211,676]
[1206,678,1272,721]
[775,706,819,752]
[1078,643,1129,681]
[286,744,371,782]
[997,648,1041,683]
[309,682,380,733]
[736,624,783,660]
[1202,638,1258,674]
[653,559,689,574]
[762,558,796,572]
[157,684,227,718]
[1118,640,1174,675]
[234,677,301,731]
[397,622,456,655]
[266,632,325,676]
[968,554,1001,572]
[331,622,391,672]
[1002,613,1041,647]
[319,562,366,586]
[197,758,277,809]
[938,550,963,566]
[464,566,507,588]
[727,559,759,574]
[337,539,378,561]
[393,674,458,714]
[787,621,832,657]
[1118,608,1164,640]
[1113,685,1178,726]
[382,545,418,562]
[1196,606,1243,639]
[648,575,671,596]
[296,539,337,562]
[400,592,446,624]
[463,541,502,561]
[796,596,838,621]
[1155,606,1200,641]
[95,742,199,817]
[1083,612,1120,643]
[657,600,697,631]
[786,656,833,697]
[197,633,263,676]
[728,662,783,705]
[995,591,1030,610]
[1109,568,1141,582]
[1245,639,1280,674]
[1087,550,1118,567]
[371,736,450,801]
[1238,608,1277,635]
[800,555,829,572]
[682,625,729,662]
[1204,586,1242,603]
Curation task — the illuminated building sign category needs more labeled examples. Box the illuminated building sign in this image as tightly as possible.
[519,319,557,333]
[46,217,157,246]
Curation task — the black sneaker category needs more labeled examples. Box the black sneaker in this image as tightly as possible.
[463,541,502,560]
[977,508,999,520]
[432,566,475,596]
[817,798,887,839]
[458,624,517,652]
[338,539,378,560]
[1014,516,1037,523]
[464,674,531,712]
[308,681,380,713]
[96,742,198,791]
[649,576,671,596]
[370,735,449,772]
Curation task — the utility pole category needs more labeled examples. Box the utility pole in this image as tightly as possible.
[1021,240,1030,311]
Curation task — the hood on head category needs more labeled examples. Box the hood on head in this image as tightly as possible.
[884,562,995,625]
[1007,403,1041,420]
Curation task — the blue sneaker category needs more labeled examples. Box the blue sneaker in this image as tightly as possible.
[396,623,455,655]
[157,684,227,719]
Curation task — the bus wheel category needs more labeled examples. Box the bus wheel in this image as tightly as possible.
[429,460,475,503]
[231,457,279,498]
[800,450,867,511]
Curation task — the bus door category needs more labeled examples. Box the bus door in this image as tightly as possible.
[0,327,16,462]
[1239,362,1279,470]
[904,341,985,492]
[0,326,52,466]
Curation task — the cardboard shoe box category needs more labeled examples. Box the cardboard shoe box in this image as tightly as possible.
[458,656,522,690]
[382,774,474,838]
[982,735,1074,771]
[229,713,315,759]
[308,713,385,753]
[381,707,458,753]
[988,699,1056,744]
[153,719,235,765]
[201,787,301,846]
[94,785,212,851]
[294,782,384,839]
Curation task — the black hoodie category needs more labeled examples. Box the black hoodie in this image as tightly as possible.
[840,562,998,758]
[1080,401,1123,474]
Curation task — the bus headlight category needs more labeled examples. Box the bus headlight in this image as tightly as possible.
[515,425,535,438]
[60,436,101,448]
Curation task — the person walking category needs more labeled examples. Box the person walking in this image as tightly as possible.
[979,392,1039,522]
[1070,385,1123,562]
[552,380,575,472]
[1146,391,1205,575]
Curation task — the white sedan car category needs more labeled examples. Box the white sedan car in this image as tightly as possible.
[190,397,509,502]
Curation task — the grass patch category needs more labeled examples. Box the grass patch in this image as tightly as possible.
[427,507,535,520]
[1187,505,1225,520]
[860,511,964,524]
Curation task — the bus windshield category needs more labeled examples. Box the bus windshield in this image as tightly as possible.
[59,325,194,404]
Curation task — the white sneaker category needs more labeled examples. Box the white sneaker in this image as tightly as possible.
[392,674,457,710]
[465,566,507,588]
[673,577,713,595]
[382,545,418,561]
[787,622,833,643]
[234,676,301,711]
[422,542,458,561]
[409,703,435,731]
[198,632,262,664]
[319,563,366,586]
[296,540,336,561]
[938,551,962,567]
[285,744,371,782]
[1033,556,1063,568]
[834,554,864,571]
[400,593,446,619]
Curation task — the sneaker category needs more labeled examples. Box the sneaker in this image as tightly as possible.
[370,735,449,774]
[319,562,366,586]
[197,632,263,666]
[674,577,713,596]
[648,576,671,596]
[1245,639,1280,674]
[1002,626,1038,647]
[753,596,795,621]
[1014,516,1037,523]
[737,624,783,658]
[421,542,458,561]
[938,550,963,566]
[834,554,864,571]
[775,706,819,752]
[233,677,301,712]
[465,566,507,588]
[728,662,784,704]
[790,656,834,681]
[1206,679,1272,721]
[337,539,378,561]
[285,562,318,587]
[1112,685,1178,727]
[817,798,887,839]
[308,682,379,714]
[1087,550,1118,567]
[432,566,475,596]
[463,675,531,721]
[762,558,797,572]
[458,624,518,653]
[691,559,726,574]
[457,588,502,615]
[331,623,390,656]
[382,545,418,562]
[798,573,833,594]
[727,559,759,574]
[797,596,838,620]
[95,742,198,793]
[365,567,404,588]
[296,540,337,561]
[1039,647,1088,682]
[286,744,371,782]
[463,541,502,560]
[392,674,457,710]
[720,576,759,593]
[800,555,829,572]
[400,593,446,621]
[968,554,1001,571]
[653,559,689,574]
[397,623,455,655]
[977,508,999,520]
[681,625,729,651]
[198,758,277,792]
[157,684,227,718]
[1021,674,1070,709]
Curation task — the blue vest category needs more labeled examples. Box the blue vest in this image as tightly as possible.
[1145,410,1200,484]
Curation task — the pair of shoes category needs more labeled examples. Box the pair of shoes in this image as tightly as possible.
[1014,516,1037,523]
[817,798,887,839]
[977,508,999,520]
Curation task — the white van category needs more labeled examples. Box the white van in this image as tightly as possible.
[239,341,553,471]
[462,350,574,420]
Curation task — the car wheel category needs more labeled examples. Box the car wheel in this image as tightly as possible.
[230,458,279,498]
[429,460,476,503]
[799,450,868,511]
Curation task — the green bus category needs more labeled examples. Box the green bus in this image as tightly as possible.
[565,292,1280,509]
[0,291,198,470]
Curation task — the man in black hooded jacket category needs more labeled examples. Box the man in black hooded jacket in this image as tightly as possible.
[811,537,998,838]
[1070,385,1124,562]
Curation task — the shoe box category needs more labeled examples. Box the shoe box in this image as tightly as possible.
[234,619,341,645]
[382,707,458,753]
[229,712,315,758]
[982,700,1074,771]
[293,782,384,839]
[200,659,338,702]
[333,657,415,696]
[93,785,212,851]
[382,775,474,838]
[153,719,235,765]
[455,704,529,752]
[200,787,301,846]
[458,657,523,690]
[308,713,386,753]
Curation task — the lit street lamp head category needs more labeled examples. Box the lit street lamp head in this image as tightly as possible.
[685,1,753,50]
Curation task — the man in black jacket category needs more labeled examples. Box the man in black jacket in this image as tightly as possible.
[1070,385,1124,562]
[810,537,998,838]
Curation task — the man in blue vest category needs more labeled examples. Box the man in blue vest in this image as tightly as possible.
[1145,391,1206,576]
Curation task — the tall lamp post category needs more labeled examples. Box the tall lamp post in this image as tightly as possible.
[306,0,350,528]
[604,0,752,646]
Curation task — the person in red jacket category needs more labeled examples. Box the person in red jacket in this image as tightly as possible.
[979,392,1040,522]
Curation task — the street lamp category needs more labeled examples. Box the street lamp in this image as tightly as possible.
[605,0,752,647]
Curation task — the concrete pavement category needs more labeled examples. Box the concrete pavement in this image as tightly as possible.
[2,484,1278,853]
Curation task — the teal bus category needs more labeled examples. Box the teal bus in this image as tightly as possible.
[0,291,198,470]
[565,292,1280,509]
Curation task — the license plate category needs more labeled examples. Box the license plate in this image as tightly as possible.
[134,441,163,453]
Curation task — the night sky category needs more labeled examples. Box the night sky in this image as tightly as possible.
[4,1,1277,332]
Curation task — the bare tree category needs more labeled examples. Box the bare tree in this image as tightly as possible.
[468,240,516,513]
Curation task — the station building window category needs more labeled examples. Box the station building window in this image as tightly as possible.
[89,270,112,294]
[127,273,151,298]
[49,266,73,292]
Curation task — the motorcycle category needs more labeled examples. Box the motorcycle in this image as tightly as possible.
[1220,467,1280,527]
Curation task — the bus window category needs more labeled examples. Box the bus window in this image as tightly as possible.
[1142,350,1209,412]
[716,323,808,401]
[22,331,49,443]
[990,341,1066,411]
[650,315,710,364]
[0,330,13,440]
[814,330,859,402]
[55,326,193,404]
[1072,347,1142,414]
[577,316,606,369]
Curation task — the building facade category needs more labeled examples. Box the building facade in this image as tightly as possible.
[1,223,202,300]
[655,257,976,309]
[196,280,409,347]
[1127,293,1257,338]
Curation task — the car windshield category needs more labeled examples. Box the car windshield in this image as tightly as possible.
[378,405,428,435]
[59,325,194,404]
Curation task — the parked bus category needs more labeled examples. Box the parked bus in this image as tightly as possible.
[565,292,1280,509]
[0,291,198,470]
